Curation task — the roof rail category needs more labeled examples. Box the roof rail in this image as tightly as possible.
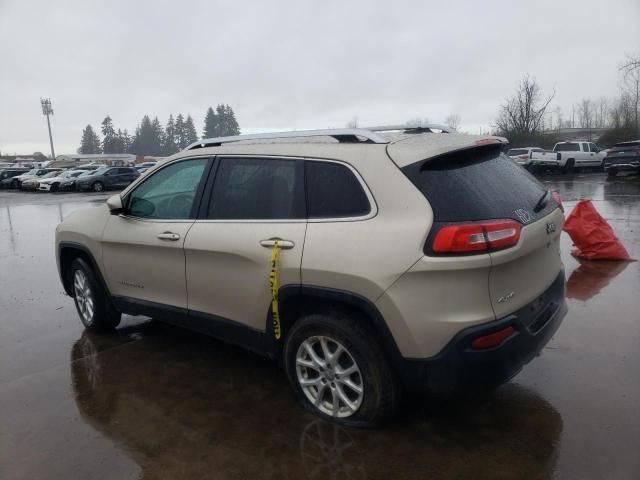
[186,128,389,150]
[186,124,455,150]
[366,124,455,133]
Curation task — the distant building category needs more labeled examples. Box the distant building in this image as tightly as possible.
[51,153,136,168]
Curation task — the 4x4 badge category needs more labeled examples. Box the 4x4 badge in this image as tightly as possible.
[546,223,557,234]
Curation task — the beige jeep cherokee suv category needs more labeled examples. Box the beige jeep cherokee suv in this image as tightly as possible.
[56,126,567,426]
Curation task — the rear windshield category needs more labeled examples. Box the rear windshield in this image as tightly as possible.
[554,143,580,152]
[401,145,554,224]
[507,149,528,156]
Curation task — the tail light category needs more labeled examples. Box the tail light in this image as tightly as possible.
[551,191,564,212]
[432,220,521,254]
[519,154,529,160]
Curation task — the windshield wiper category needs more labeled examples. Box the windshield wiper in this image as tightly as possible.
[533,190,549,213]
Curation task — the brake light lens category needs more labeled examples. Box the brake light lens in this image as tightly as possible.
[518,154,528,160]
[551,191,564,212]
[432,220,521,254]
[471,326,515,350]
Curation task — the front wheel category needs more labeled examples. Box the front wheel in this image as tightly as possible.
[10,179,18,189]
[284,310,400,427]
[70,258,120,332]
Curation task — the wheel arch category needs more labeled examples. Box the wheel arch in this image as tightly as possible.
[272,285,404,371]
[59,242,110,298]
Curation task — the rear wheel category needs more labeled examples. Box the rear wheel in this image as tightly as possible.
[92,181,104,192]
[284,309,400,427]
[563,159,575,174]
[608,168,618,177]
[70,258,120,333]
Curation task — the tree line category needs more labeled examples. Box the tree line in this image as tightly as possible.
[79,104,240,156]
[494,53,640,147]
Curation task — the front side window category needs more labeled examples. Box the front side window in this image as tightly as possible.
[305,161,370,218]
[207,157,304,220]
[127,158,207,219]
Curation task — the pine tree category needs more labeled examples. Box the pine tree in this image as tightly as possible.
[78,125,102,154]
[163,114,178,155]
[184,115,198,146]
[121,129,131,153]
[150,116,165,155]
[224,104,240,136]
[215,104,226,135]
[101,115,118,153]
[175,114,186,149]
[203,106,218,138]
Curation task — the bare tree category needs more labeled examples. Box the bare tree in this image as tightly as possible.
[495,74,555,136]
[444,114,460,130]
[578,98,594,130]
[405,117,431,127]
[596,97,609,128]
[345,117,358,128]
[620,54,640,133]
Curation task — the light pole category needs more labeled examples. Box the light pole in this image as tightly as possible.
[40,98,56,160]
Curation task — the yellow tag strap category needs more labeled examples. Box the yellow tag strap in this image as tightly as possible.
[269,241,281,340]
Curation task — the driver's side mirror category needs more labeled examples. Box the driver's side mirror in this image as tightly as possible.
[106,194,125,215]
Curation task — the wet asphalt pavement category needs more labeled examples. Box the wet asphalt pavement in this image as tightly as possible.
[0,173,639,480]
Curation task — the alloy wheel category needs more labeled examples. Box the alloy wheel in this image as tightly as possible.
[296,336,364,418]
[74,269,95,325]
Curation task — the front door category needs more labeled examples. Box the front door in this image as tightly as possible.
[101,157,210,309]
[184,156,306,330]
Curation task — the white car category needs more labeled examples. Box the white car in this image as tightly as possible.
[38,170,89,192]
[553,141,605,172]
[507,147,560,172]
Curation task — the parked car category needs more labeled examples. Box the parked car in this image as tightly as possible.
[13,168,61,189]
[0,168,30,188]
[56,127,567,426]
[507,147,560,173]
[21,170,63,191]
[38,170,89,192]
[603,140,640,176]
[75,166,140,192]
[553,141,605,173]
[70,164,101,172]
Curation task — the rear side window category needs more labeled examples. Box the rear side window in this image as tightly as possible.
[401,145,551,224]
[207,157,305,219]
[554,143,579,152]
[305,161,370,218]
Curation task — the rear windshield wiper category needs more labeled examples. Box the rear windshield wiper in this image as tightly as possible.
[533,190,549,213]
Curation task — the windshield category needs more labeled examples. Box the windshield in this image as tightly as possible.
[40,171,61,179]
[25,168,39,175]
[94,167,109,175]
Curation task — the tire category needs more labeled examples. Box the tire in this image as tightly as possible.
[284,309,400,427]
[92,181,104,192]
[70,258,120,333]
[608,168,617,177]
[563,159,575,174]
[51,183,59,192]
[11,179,18,189]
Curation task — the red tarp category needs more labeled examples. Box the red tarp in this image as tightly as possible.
[563,200,633,261]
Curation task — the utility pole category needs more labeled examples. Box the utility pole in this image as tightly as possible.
[40,98,56,160]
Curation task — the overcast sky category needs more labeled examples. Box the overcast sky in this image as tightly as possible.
[1,0,639,156]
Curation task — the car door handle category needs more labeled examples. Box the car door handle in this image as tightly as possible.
[157,232,181,241]
[260,238,295,249]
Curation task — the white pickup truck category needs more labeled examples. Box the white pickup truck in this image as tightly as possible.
[507,147,560,172]
[553,141,606,172]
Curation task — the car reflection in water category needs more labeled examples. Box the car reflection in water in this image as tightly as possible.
[71,322,562,479]
[566,260,631,302]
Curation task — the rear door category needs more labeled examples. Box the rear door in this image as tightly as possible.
[400,146,564,318]
[184,156,306,331]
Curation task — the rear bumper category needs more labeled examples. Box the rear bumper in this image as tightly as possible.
[604,160,640,171]
[400,269,566,396]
